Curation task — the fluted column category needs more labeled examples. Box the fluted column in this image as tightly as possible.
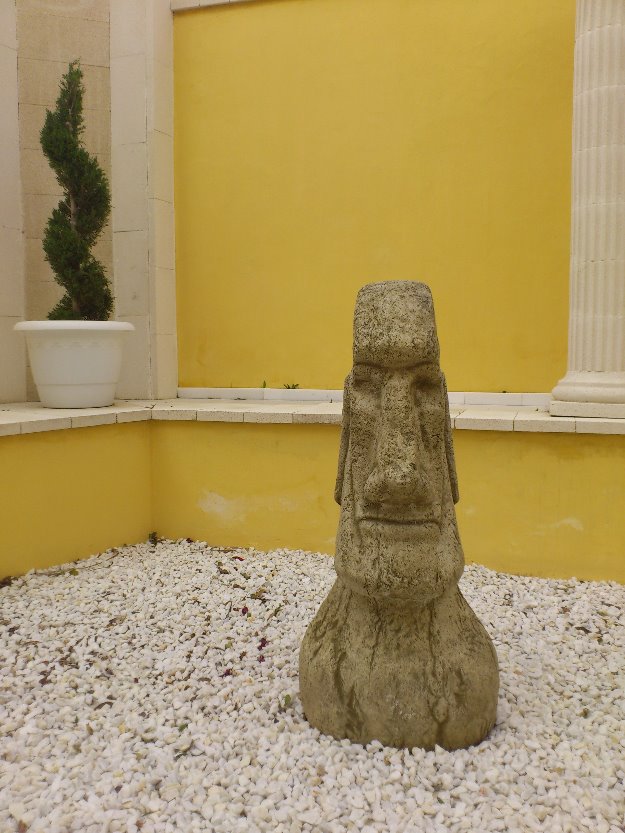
[551,0,625,417]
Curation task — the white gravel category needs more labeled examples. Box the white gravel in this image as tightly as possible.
[1,539,624,833]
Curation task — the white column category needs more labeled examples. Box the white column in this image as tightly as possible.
[110,0,177,399]
[551,0,625,417]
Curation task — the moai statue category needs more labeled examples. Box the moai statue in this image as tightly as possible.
[299,281,499,750]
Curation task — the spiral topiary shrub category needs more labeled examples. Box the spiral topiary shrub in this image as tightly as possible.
[40,60,113,320]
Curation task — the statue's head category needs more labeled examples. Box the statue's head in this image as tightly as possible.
[334,281,463,605]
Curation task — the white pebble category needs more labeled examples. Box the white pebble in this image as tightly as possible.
[0,540,623,833]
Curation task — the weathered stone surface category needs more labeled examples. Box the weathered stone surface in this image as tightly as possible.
[299,281,499,750]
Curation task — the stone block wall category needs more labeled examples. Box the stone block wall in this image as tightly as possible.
[0,0,26,401]
[0,0,177,403]
[15,0,112,398]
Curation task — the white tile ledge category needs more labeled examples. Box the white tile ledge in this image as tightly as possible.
[171,0,257,11]
[0,401,156,437]
[177,388,552,407]
[2,401,625,435]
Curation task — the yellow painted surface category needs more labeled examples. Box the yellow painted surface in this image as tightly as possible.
[0,424,152,578]
[151,421,340,553]
[3,422,623,583]
[454,432,625,583]
[153,422,625,583]
[174,0,574,392]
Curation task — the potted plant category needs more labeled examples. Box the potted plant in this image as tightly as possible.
[15,60,133,408]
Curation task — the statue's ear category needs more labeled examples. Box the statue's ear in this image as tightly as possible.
[442,374,460,504]
[334,372,352,505]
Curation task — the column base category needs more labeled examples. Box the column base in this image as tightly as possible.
[550,400,625,418]
[551,371,625,417]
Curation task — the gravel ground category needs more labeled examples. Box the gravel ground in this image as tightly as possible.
[1,539,624,833]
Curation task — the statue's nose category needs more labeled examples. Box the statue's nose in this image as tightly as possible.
[363,376,428,505]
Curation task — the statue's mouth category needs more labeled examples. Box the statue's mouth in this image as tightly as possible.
[356,505,440,527]
[358,519,439,531]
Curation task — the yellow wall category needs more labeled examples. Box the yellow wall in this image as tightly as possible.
[174,0,575,392]
[151,421,340,553]
[2,421,624,583]
[0,423,152,578]
[454,432,625,583]
[152,422,625,584]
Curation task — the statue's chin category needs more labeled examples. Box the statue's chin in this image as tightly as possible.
[337,575,447,607]
[334,509,464,605]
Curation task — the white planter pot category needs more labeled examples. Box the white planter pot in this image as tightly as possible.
[14,321,134,408]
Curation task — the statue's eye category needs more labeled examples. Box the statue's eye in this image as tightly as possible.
[353,377,379,395]
[413,380,444,414]
[352,374,381,405]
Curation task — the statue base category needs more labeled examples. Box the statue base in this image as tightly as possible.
[299,579,499,750]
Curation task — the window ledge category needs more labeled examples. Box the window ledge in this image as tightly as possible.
[1,400,625,435]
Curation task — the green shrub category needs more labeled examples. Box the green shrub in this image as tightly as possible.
[40,60,113,320]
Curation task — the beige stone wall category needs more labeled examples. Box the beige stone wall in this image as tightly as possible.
[16,0,112,322]
[14,0,112,397]
[2,0,177,403]
[0,0,26,402]
[111,0,177,399]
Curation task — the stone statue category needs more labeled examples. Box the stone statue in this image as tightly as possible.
[299,281,499,750]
